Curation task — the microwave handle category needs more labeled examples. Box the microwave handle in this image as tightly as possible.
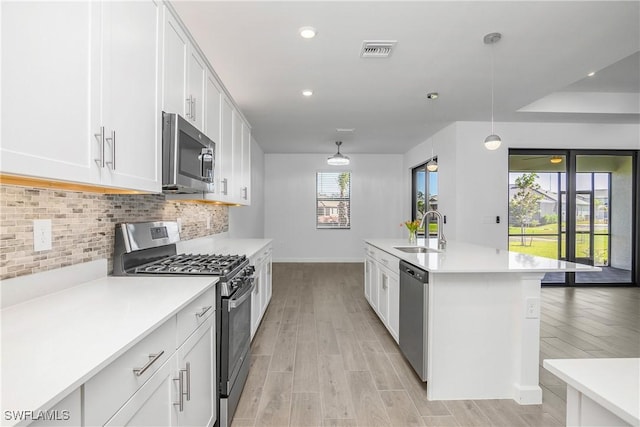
[200,149,213,182]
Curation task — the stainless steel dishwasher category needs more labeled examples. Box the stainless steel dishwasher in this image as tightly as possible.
[399,260,428,381]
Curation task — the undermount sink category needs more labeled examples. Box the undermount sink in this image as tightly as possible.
[394,246,441,254]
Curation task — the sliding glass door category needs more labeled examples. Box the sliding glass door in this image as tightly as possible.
[509,150,637,286]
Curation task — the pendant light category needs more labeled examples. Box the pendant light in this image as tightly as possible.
[483,32,502,150]
[426,92,439,172]
[327,141,350,165]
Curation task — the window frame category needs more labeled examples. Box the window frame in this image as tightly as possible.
[316,170,351,230]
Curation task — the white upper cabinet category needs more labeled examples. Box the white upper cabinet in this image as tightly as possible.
[240,121,251,204]
[162,10,188,117]
[231,109,243,203]
[187,49,206,130]
[212,95,234,203]
[99,0,162,192]
[1,1,99,184]
[161,8,205,130]
[1,1,162,192]
[205,73,222,196]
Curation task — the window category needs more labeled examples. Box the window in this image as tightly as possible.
[411,161,438,236]
[316,171,350,229]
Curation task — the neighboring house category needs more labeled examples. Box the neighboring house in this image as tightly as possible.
[508,185,591,225]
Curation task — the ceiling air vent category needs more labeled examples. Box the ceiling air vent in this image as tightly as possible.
[360,40,397,58]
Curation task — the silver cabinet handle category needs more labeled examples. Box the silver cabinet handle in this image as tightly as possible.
[191,97,196,121]
[185,362,191,401]
[133,350,164,377]
[94,126,105,167]
[185,96,191,119]
[222,178,228,195]
[242,187,248,200]
[106,130,116,170]
[195,305,212,318]
[173,369,184,411]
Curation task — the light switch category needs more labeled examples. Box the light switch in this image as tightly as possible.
[33,219,52,251]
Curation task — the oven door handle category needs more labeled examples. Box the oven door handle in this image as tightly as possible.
[227,281,255,311]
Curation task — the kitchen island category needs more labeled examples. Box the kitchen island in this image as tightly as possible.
[364,238,601,405]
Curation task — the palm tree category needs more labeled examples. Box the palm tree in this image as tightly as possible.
[337,172,349,227]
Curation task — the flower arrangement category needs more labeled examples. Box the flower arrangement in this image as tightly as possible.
[401,219,420,243]
[401,219,421,233]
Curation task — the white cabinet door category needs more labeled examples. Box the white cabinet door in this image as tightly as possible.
[218,96,234,201]
[176,316,215,427]
[28,388,82,427]
[162,9,188,116]
[378,269,390,323]
[1,1,99,184]
[231,109,243,203]
[204,73,222,196]
[104,355,178,427]
[265,253,272,305]
[369,259,379,312]
[186,48,206,130]
[100,0,161,192]
[364,256,374,303]
[239,120,251,205]
[387,271,400,342]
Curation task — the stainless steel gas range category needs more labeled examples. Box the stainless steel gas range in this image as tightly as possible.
[113,221,254,427]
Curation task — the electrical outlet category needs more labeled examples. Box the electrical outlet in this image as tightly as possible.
[33,219,52,251]
[177,218,182,233]
[525,297,540,319]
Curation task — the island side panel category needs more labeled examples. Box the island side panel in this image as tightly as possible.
[426,272,544,404]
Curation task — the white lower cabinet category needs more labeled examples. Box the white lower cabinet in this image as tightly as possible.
[104,356,178,427]
[250,245,273,340]
[84,288,216,427]
[28,388,82,427]
[379,265,399,341]
[364,244,400,342]
[175,316,215,427]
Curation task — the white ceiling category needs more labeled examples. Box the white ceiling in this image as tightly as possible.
[172,1,640,155]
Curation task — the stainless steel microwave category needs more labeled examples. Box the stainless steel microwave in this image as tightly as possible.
[162,112,215,194]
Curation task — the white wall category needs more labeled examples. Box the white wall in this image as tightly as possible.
[229,137,265,238]
[265,154,404,261]
[404,121,640,249]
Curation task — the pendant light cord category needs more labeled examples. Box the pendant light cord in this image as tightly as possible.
[490,44,495,135]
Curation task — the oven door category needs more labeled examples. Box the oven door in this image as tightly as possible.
[220,279,253,396]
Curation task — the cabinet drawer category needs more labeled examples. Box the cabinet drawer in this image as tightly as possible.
[84,318,176,427]
[176,286,215,347]
[376,250,398,271]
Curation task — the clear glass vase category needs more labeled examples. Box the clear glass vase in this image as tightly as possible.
[408,230,417,244]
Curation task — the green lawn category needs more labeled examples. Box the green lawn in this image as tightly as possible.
[509,223,609,265]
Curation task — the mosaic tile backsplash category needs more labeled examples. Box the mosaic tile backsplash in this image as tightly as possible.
[0,185,228,279]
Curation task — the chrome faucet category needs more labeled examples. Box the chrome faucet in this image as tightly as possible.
[419,210,446,250]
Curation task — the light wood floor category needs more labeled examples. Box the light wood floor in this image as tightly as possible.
[232,263,640,427]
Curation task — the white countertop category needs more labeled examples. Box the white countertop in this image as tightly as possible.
[177,236,272,260]
[543,358,640,426]
[1,275,217,423]
[365,238,602,274]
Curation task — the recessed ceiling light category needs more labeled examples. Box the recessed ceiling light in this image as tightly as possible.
[302,90,313,97]
[587,71,596,77]
[299,26,317,39]
[427,92,439,100]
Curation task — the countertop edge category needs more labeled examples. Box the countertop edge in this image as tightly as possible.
[543,358,640,426]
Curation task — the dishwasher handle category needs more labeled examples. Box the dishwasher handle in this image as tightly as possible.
[399,260,429,283]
